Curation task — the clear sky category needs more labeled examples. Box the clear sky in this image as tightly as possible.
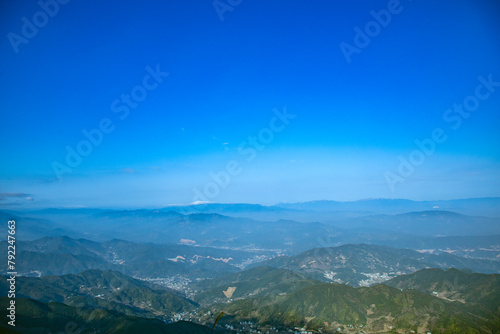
[1,0,499,208]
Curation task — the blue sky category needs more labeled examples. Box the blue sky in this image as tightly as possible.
[1,0,500,208]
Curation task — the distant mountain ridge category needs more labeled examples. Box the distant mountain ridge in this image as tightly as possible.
[10,197,500,222]
[6,202,499,247]
[274,197,500,217]
[333,210,500,236]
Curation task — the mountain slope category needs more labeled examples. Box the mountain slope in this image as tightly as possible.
[86,211,345,252]
[192,266,321,306]
[0,236,257,279]
[385,268,500,309]
[251,244,500,286]
[208,281,500,332]
[0,269,197,318]
[0,211,77,240]
[0,297,231,334]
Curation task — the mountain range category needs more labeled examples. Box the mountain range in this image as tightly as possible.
[2,198,500,333]
[3,236,500,289]
[2,206,500,258]
[4,266,500,333]
[196,267,500,332]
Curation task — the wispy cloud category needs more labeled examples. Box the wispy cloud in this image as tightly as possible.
[0,193,35,207]
[121,168,136,174]
[0,192,32,201]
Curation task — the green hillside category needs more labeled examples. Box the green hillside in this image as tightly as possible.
[385,268,500,310]
[0,236,253,278]
[202,280,500,333]
[0,269,197,318]
[253,244,500,286]
[192,266,321,306]
[0,297,230,334]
